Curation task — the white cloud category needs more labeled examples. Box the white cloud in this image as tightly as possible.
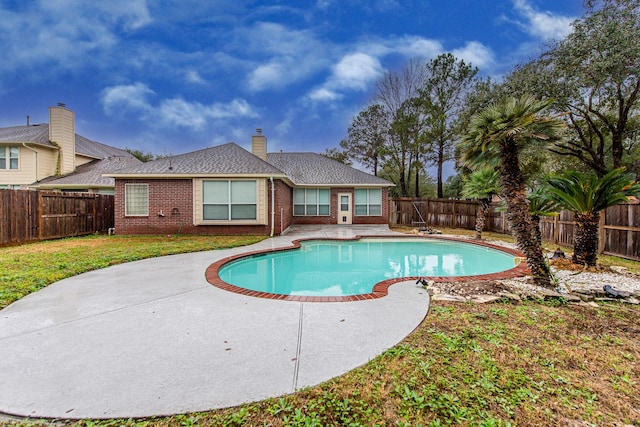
[511,0,575,41]
[101,83,155,115]
[308,88,342,102]
[101,83,257,131]
[243,22,331,92]
[396,36,444,59]
[332,53,383,90]
[185,70,206,84]
[451,41,495,69]
[307,53,382,104]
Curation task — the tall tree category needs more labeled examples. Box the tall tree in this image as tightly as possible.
[340,104,387,175]
[420,53,478,198]
[546,168,640,266]
[461,95,565,288]
[374,60,430,196]
[503,0,640,176]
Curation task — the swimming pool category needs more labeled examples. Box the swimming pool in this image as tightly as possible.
[214,237,521,299]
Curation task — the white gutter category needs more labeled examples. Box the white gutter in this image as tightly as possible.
[270,176,275,237]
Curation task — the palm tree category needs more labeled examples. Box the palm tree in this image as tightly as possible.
[546,168,640,266]
[461,167,500,240]
[461,95,564,288]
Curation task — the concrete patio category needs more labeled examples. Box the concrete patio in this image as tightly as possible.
[0,225,430,419]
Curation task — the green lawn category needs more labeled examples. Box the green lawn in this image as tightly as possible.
[0,234,265,310]
[1,232,639,426]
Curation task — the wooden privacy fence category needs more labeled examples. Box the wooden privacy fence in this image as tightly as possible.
[390,197,640,261]
[0,189,114,246]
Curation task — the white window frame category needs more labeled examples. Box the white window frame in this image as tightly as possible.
[202,180,257,221]
[0,146,19,170]
[354,188,382,216]
[293,188,330,216]
[125,183,149,216]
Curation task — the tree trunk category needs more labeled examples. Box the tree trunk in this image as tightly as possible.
[474,199,489,240]
[573,212,599,266]
[531,214,542,247]
[437,148,444,198]
[499,139,552,288]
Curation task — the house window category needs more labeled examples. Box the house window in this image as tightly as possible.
[354,188,382,216]
[293,188,330,216]
[125,184,149,216]
[203,180,257,221]
[0,146,19,170]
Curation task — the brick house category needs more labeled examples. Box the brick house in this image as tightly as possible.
[106,130,394,236]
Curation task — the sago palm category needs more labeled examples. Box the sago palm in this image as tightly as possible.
[546,168,640,266]
[461,95,564,288]
[461,167,500,240]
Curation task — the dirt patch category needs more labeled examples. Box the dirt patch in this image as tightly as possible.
[550,258,614,273]
[432,280,513,297]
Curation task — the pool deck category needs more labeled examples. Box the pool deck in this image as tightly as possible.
[0,225,431,420]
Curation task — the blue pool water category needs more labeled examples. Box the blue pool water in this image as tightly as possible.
[218,238,516,297]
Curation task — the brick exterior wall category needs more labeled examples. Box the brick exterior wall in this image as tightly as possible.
[114,179,270,235]
[272,179,293,234]
[290,187,389,226]
[114,178,389,235]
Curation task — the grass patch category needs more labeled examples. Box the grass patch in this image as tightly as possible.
[0,234,265,310]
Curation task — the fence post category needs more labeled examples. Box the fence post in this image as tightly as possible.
[598,209,606,254]
[93,195,98,233]
[451,200,457,228]
[502,210,507,233]
[553,214,559,244]
[37,191,43,240]
[425,198,429,227]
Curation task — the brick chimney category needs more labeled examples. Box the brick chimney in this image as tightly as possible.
[49,104,75,175]
[251,128,267,161]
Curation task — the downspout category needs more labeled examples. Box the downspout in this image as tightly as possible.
[22,143,38,183]
[270,177,275,237]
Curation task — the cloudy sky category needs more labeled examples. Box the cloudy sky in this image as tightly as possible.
[0,0,581,167]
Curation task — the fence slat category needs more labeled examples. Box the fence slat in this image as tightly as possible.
[1,189,114,246]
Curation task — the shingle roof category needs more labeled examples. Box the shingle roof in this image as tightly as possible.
[75,134,133,159]
[0,124,52,146]
[266,152,393,186]
[39,156,142,188]
[107,142,285,176]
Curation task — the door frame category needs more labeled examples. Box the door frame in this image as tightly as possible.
[337,192,352,225]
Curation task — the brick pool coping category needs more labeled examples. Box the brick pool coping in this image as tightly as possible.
[205,235,530,303]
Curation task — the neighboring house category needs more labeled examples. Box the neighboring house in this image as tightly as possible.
[0,105,141,194]
[106,130,394,236]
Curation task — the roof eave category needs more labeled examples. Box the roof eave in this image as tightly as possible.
[1,141,58,150]
[292,183,395,188]
[33,183,114,189]
[105,173,289,179]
